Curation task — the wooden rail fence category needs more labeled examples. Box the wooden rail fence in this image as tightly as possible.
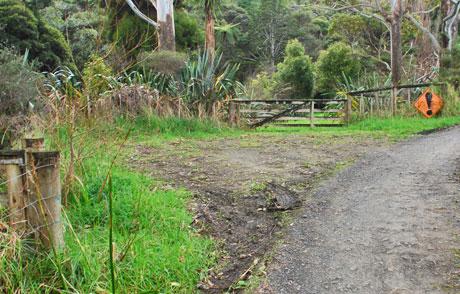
[229,98,351,128]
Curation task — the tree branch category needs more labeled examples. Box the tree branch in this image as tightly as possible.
[405,13,441,53]
[125,0,159,28]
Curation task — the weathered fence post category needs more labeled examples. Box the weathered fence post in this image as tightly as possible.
[0,151,26,229]
[310,101,315,127]
[391,86,398,116]
[23,138,45,151]
[229,101,240,127]
[407,88,411,105]
[27,151,64,250]
[344,96,352,125]
[370,97,374,116]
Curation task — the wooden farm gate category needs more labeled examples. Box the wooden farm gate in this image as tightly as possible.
[229,98,351,128]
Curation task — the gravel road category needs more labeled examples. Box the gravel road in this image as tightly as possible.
[267,126,460,293]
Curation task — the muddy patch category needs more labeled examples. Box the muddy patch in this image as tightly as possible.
[130,133,385,292]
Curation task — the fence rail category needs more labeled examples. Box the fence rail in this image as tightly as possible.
[229,98,351,128]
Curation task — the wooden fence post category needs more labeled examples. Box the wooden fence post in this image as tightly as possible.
[344,96,352,125]
[391,86,398,116]
[0,151,26,230]
[229,102,239,127]
[23,138,45,151]
[27,151,64,250]
[310,101,315,127]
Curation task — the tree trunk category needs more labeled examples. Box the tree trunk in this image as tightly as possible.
[440,0,450,49]
[205,2,216,55]
[390,0,403,115]
[157,0,176,51]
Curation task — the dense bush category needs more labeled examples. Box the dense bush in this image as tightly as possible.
[247,71,275,100]
[111,12,156,53]
[82,55,113,103]
[315,42,361,94]
[137,50,187,75]
[0,48,41,143]
[0,0,75,71]
[274,39,314,99]
[0,48,41,116]
[71,28,98,69]
[440,42,460,90]
[175,10,204,51]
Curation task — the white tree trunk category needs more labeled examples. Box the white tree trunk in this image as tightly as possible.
[157,0,176,51]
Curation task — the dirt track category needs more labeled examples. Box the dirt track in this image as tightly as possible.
[132,132,383,292]
[265,126,460,293]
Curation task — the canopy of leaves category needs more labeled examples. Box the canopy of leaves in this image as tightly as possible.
[0,0,75,71]
[274,39,315,99]
[175,9,204,51]
[315,42,361,94]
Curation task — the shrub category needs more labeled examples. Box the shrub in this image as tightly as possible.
[82,55,113,102]
[247,71,275,100]
[315,42,361,94]
[71,28,98,69]
[0,0,75,71]
[0,48,42,141]
[440,42,460,90]
[180,51,242,114]
[137,50,187,75]
[274,39,314,99]
[175,10,204,51]
[111,12,156,53]
[0,48,41,115]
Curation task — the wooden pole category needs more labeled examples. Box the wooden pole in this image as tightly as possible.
[310,101,315,128]
[22,138,45,151]
[27,151,64,250]
[370,97,374,116]
[0,150,26,230]
[345,96,352,125]
[229,102,237,126]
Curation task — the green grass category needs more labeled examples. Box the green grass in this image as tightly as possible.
[0,117,216,293]
[258,116,460,139]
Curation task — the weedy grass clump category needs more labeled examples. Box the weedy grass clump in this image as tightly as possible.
[0,116,217,293]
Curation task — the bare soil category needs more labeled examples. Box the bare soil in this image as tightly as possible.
[130,132,384,292]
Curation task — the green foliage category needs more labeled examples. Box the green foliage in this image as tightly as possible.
[328,13,367,43]
[137,50,187,75]
[440,42,460,89]
[175,9,204,51]
[274,39,314,99]
[0,0,75,71]
[39,1,104,69]
[0,48,41,119]
[180,51,243,111]
[111,12,156,53]
[124,51,243,113]
[82,55,113,100]
[0,119,215,292]
[219,3,252,78]
[247,71,275,99]
[287,6,324,58]
[315,42,361,94]
[71,28,98,69]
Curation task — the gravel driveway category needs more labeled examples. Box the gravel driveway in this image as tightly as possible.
[267,126,460,293]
